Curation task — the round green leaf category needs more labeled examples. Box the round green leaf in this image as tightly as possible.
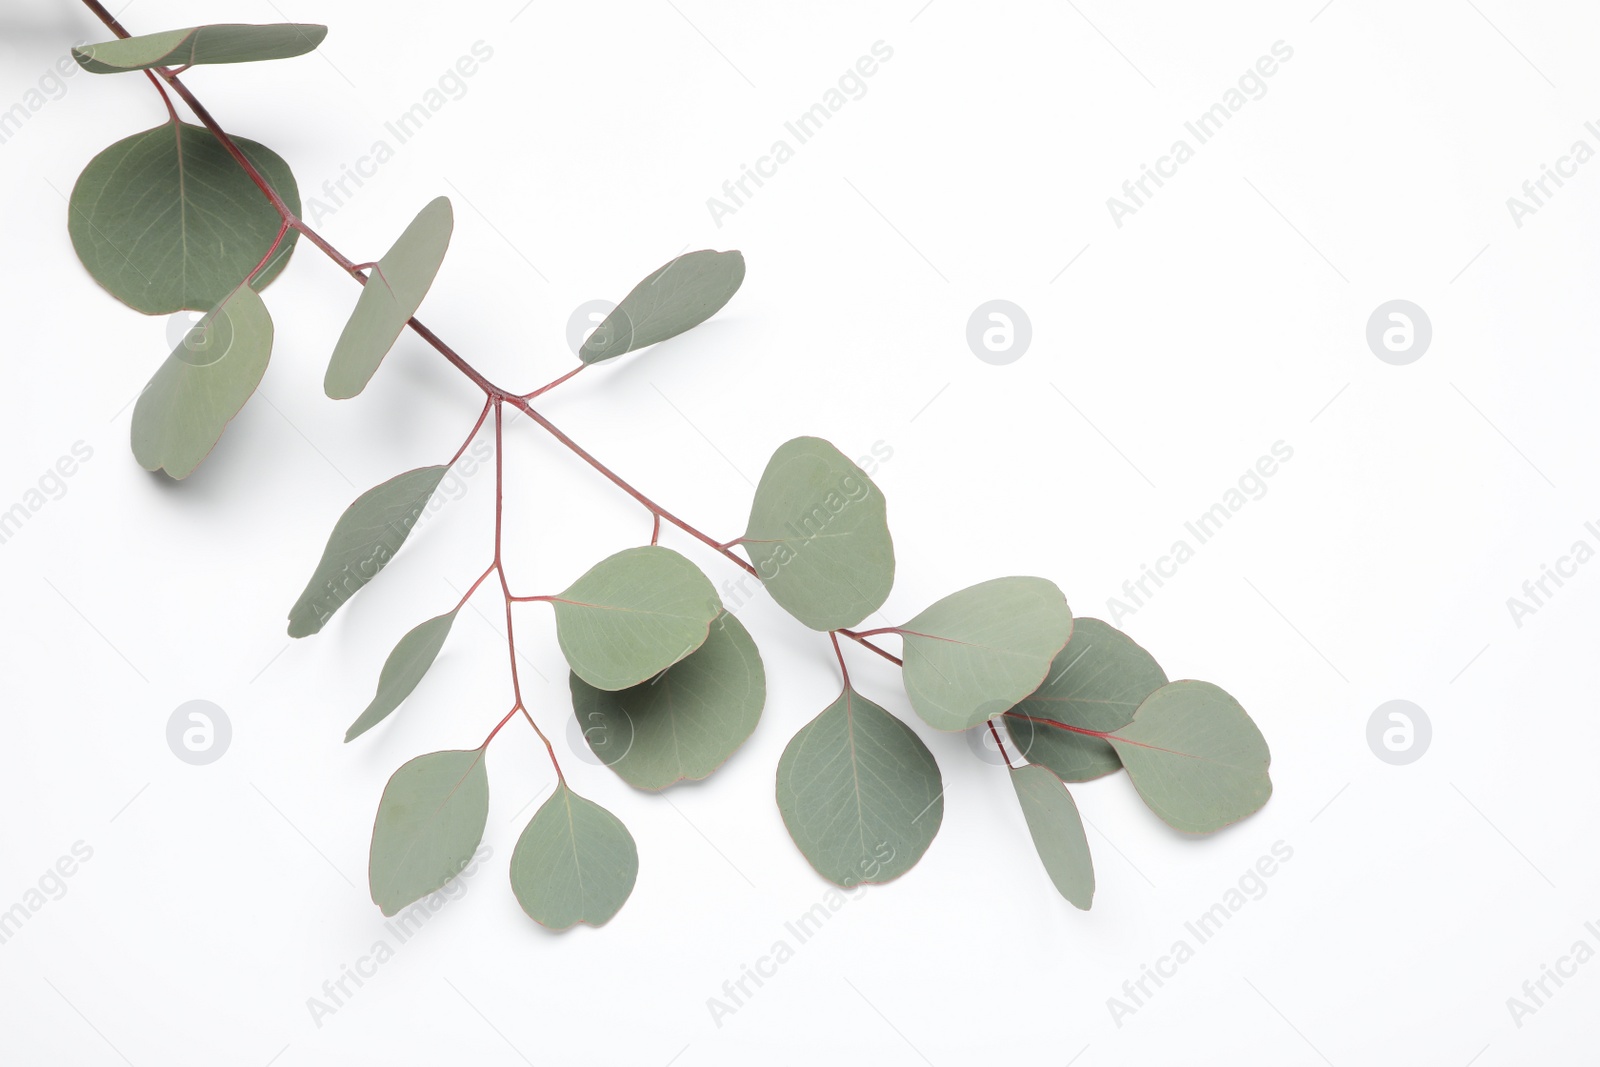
[346,609,460,742]
[743,436,894,631]
[1004,618,1167,782]
[571,611,765,790]
[550,546,721,691]
[580,249,744,364]
[73,24,328,74]
[510,782,638,930]
[131,283,272,479]
[776,686,943,887]
[899,577,1074,732]
[369,748,488,917]
[1010,764,1094,910]
[69,122,301,314]
[325,197,454,399]
[287,465,448,638]
[1109,681,1272,834]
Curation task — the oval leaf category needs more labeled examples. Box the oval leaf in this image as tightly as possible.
[580,249,744,363]
[69,122,300,314]
[550,546,721,691]
[1010,764,1094,910]
[510,782,638,930]
[346,609,460,742]
[73,24,328,74]
[571,611,765,790]
[1004,618,1167,782]
[369,748,488,917]
[1108,681,1272,834]
[325,197,454,399]
[131,283,272,479]
[776,686,943,887]
[287,465,447,638]
[899,577,1074,732]
[743,436,894,630]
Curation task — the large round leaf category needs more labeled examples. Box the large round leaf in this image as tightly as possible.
[368,748,488,917]
[1004,618,1167,781]
[509,782,638,930]
[743,437,894,631]
[1109,681,1272,834]
[73,24,327,74]
[1010,764,1094,910]
[550,546,721,691]
[570,611,765,790]
[324,197,453,399]
[899,577,1073,732]
[286,465,448,638]
[580,249,744,364]
[776,686,943,887]
[69,122,301,314]
[131,282,272,479]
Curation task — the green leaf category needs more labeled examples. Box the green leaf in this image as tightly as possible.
[743,437,894,631]
[324,197,454,399]
[346,610,460,742]
[73,24,328,74]
[550,546,721,691]
[580,249,744,364]
[509,782,638,930]
[369,748,488,917]
[1109,681,1272,834]
[1010,764,1094,910]
[1004,618,1167,782]
[571,611,765,790]
[287,466,448,638]
[898,577,1074,732]
[130,282,272,479]
[776,686,943,887]
[69,122,300,315]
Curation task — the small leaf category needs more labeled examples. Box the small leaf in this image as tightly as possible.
[550,546,721,690]
[346,610,460,742]
[69,122,300,314]
[743,436,894,630]
[1010,764,1094,910]
[899,577,1074,732]
[776,686,943,887]
[131,283,272,479]
[73,24,328,74]
[369,748,488,917]
[1004,618,1167,782]
[509,782,638,930]
[287,466,448,638]
[580,249,744,363]
[325,197,454,399]
[1109,681,1272,834]
[571,611,765,790]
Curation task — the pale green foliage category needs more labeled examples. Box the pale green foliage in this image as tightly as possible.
[744,437,894,631]
[347,610,460,742]
[510,783,638,929]
[74,24,327,73]
[69,123,299,315]
[571,612,765,790]
[131,283,272,479]
[581,249,745,364]
[1010,764,1094,909]
[369,749,488,917]
[776,686,943,887]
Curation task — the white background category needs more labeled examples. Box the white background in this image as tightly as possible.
[3,0,1598,1063]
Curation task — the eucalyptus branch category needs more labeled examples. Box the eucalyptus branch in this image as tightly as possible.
[62,2,1275,927]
